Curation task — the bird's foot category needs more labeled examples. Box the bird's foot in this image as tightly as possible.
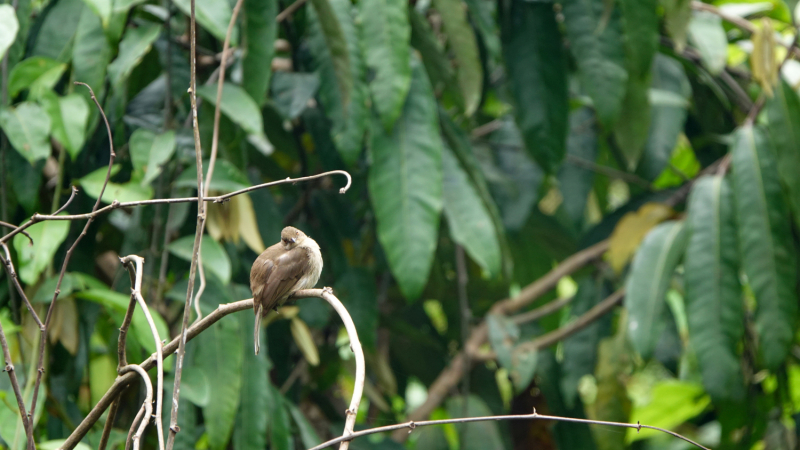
[322,286,333,294]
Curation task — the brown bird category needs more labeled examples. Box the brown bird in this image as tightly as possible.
[250,226,323,354]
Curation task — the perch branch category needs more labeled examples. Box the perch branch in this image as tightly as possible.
[293,288,364,450]
[118,365,153,450]
[120,255,165,450]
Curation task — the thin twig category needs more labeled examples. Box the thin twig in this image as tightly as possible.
[0,222,32,243]
[0,171,352,245]
[276,0,308,22]
[510,295,574,326]
[125,405,146,450]
[0,243,44,329]
[118,365,153,450]
[0,310,33,449]
[121,255,165,450]
[293,288,364,450]
[29,82,117,423]
[565,155,653,190]
[98,397,121,450]
[310,409,710,450]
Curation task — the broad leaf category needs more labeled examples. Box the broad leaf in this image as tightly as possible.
[176,158,250,192]
[626,381,710,442]
[12,217,69,284]
[446,396,505,450]
[368,58,442,300]
[197,83,271,152]
[685,176,744,402]
[662,0,692,51]
[442,145,501,277]
[501,0,568,173]
[267,384,292,450]
[308,0,351,108]
[129,128,177,185]
[606,202,674,273]
[359,0,411,130]
[558,107,598,231]
[271,72,320,119]
[41,92,89,160]
[197,317,243,450]
[765,80,800,228]
[7,57,66,99]
[433,0,482,115]
[730,125,798,370]
[168,235,232,285]
[0,102,52,164]
[287,403,321,448]
[173,0,236,43]
[107,24,160,87]
[334,269,378,349]
[410,8,460,107]
[78,164,154,203]
[0,5,18,60]
[80,0,110,25]
[308,0,368,165]
[688,11,727,75]
[32,0,83,61]
[561,0,628,127]
[625,220,689,359]
[241,0,277,104]
[71,8,111,111]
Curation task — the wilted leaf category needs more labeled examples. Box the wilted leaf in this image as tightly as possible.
[290,317,320,366]
[12,217,69,284]
[0,102,52,164]
[606,202,674,273]
[107,24,160,87]
[752,18,778,97]
[49,297,79,355]
[360,0,411,130]
[368,58,442,300]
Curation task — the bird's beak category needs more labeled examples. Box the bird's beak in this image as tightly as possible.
[290,238,296,244]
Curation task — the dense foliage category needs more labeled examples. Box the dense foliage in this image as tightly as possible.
[1,0,800,449]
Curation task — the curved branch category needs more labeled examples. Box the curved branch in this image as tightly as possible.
[118,365,153,450]
[293,288,364,450]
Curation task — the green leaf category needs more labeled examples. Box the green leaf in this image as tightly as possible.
[624,220,689,359]
[685,176,744,403]
[168,235,232,285]
[0,5,19,60]
[129,129,177,185]
[661,0,692,51]
[687,11,727,75]
[561,0,628,127]
[368,58,442,300]
[175,158,250,192]
[730,125,798,370]
[487,314,536,392]
[241,0,277,105]
[267,383,293,450]
[180,367,211,407]
[626,381,710,442]
[39,441,90,450]
[359,0,411,130]
[446,396,505,450]
[501,0,568,173]
[76,288,170,366]
[12,217,69,284]
[308,0,351,108]
[286,403,321,448]
[558,107,598,231]
[41,92,89,160]
[32,0,83,62]
[307,0,368,165]
[410,7,459,107]
[0,102,52,164]
[233,313,270,450]
[107,24,160,87]
[173,0,237,43]
[432,0,483,116]
[7,57,66,99]
[89,353,116,406]
[197,317,243,450]
[80,0,110,25]
[442,145,501,277]
[334,269,378,349]
[71,7,111,110]
[271,72,320,119]
[197,83,269,148]
[765,80,800,229]
[638,54,691,181]
[78,164,154,203]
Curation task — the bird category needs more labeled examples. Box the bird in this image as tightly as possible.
[250,226,323,355]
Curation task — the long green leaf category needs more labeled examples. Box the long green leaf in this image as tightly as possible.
[368,58,442,300]
[731,125,798,370]
[558,107,598,231]
[233,313,270,450]
[561,0,628,127]
[308,0,367,165]
[359,0,411,130]
[71,7,111,113]
[410,7,459,107]
[241,0,277,105]
[442,145,501,277]
[433,0,482,116]
[107,24,160,87]
[765,80,800,228]
[12,217,68,284]
[685,175,744,402]
[197,317,243,450]
[501,0,568,173]
[309,0,351,108]
[625,220,689,359]
[32,0,83,61]
[196,83,271,153]
[41,92,89,160]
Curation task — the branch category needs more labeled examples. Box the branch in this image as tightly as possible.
[311,409,710,450]
[0,221,32,243]
[0,303,33,449]
[120,255,165,450]
[276,0,307,22]
[0,243,44,329]
[293,288,364,450]
[118,365,153,450]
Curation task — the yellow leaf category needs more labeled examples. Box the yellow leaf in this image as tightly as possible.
[206,192,240,243]
[89,354,117,407]
[290,317,319,366]
[48,298,79,355]
[235,194,265,253]
[606,203,674,273]
[538,185,563,216]
[751,18,778,97]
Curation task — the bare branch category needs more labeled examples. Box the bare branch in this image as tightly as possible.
[0,243,44,329]
[118,365,153,450]
[0,221,32,243]
[125,405,147,450]
[0,304,33,449]
[120,255,165,450]
[293,288,364,450]
[276,0,308,22]
[98,398,121,450]
[311,409,710,450]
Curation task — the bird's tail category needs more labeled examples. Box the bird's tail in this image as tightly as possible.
[254,304,263,355]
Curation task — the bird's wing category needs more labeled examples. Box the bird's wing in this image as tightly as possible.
[251,246,311,316]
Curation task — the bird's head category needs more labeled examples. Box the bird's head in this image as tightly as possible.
[280,226,307,249]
